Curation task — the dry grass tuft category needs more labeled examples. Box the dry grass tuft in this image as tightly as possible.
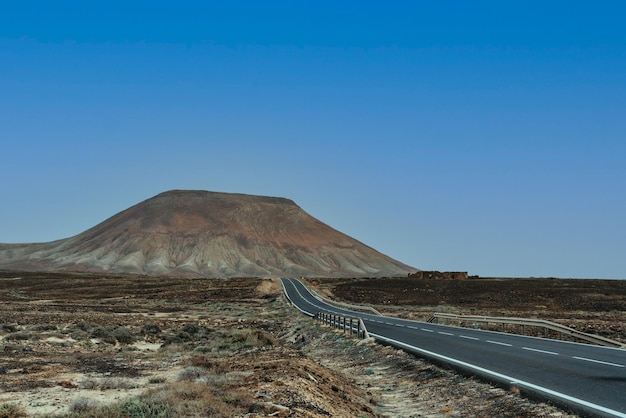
[0,403,29,418]
[175,366,207,382]
[78,377,138,390]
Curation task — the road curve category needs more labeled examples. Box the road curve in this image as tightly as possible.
[281,278,626,418]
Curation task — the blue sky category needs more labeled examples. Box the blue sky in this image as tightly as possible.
[1,1,625,278]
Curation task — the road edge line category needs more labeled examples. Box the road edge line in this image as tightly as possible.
[369,332,626,418]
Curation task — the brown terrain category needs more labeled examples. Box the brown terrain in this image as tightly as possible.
[324,276,626,343]
[1,190,623,417]
[0,190,415,278]
[3,271,624,417]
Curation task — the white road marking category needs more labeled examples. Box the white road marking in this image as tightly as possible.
[573,356,625,368]
[460,335,479,341]
[407,326,419,330]
[487,340,512,347]
[370,332,626,418]
[438,331,454,336]
[385,322,394,325]
[395,323,404,327]
[283,279,626,418]
[523,347,559,356]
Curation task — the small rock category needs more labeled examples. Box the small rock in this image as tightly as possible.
[248,403,263,413]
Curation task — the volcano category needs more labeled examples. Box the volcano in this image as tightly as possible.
[0,190,416,277]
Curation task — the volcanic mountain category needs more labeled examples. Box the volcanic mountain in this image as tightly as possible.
[0,190,416,277]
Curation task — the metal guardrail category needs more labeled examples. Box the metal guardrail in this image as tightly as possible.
[315,312,369,339]
[305,282,382,316]
[428,312,625,348]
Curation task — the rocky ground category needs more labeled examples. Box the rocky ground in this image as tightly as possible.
[322,276,626,344]
[2,271,621,417]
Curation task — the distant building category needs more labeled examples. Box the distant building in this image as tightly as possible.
[408,271,468,280]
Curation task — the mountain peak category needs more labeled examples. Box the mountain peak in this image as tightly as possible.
[0,190,416,277]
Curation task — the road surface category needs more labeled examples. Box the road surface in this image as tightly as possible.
[281,278,626,418]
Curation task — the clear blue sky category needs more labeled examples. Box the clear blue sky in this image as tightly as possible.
[1,1,625,278]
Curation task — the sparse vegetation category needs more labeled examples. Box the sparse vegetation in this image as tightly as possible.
[0,403,28,418]
[4,332,32,341]
[1,324,18,333]
[90,327,117,345]
[0,272,596,417]
[31,324,57,332]
[78,377,138,390]
[112,326,135,344]
[68,397,100,414]
[175,366,207,381]
[140,324,161,335]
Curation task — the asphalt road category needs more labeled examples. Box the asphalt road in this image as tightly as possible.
[281,278,626,418]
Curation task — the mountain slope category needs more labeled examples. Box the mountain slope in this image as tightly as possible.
[0,190,416,277]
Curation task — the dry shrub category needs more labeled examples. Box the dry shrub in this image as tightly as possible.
[90,327,116,345]
[141,324,161,335]
[112,326,135,344]
[1,324,18,333]
[181,323,201,335]
[176,366,207,382]
[66,396,170,418]
[157,381,243,416]
[158,342,184,355]
[135,372,252,416]
[69,330,90,340]
[31,324,57,331]
[188,354,231,374]
[167,380,211,401]
[118,398,170,418]
[236,329,277,347]
[90,326,136,345]
[0,403,28,418]
[73,321,93,332]
[79,377,137,390]
[4,332,31,341]
[69,397,100,413]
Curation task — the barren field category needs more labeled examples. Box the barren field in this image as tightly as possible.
[2,271,619,417]
[322,276,626,344]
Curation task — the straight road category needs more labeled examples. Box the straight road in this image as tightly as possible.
[281,278,626,418]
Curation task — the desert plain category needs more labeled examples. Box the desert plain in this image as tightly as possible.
[1,271,625,417]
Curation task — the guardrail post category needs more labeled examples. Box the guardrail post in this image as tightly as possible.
[314,312,369,340]
[359,319,369,339]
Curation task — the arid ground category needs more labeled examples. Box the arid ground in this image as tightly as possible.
[321,276,626,344]
[2,271,624,417]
